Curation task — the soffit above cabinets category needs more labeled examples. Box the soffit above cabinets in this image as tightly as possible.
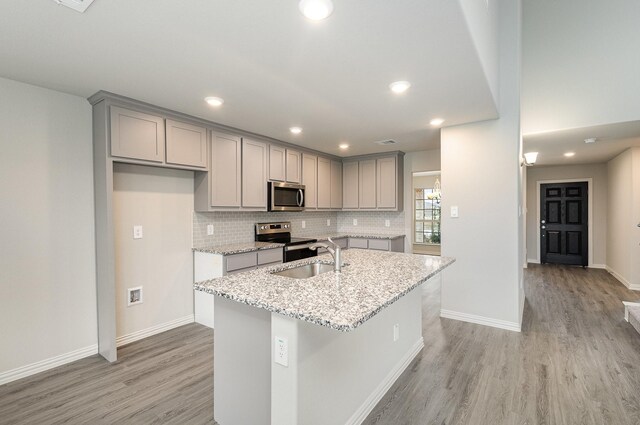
[51,0,95,13]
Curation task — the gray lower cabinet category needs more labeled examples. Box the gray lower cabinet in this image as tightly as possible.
[242,139,268,208]
[317,157,331,208]
[359,159,377,208]
[110,106,165,162]
[343,161,359,209]
[348,237,405,252]
[286,149,302,183]
[165,119,207,168]
[269,145,286,181]
[194,248,283,328]
[302,154,318,209]
[349,238,369,249]
[210,132,242,207]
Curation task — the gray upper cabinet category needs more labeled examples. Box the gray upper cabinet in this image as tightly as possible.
[286,149,301,183]
[330,160,343,209]
[211,132,242,207]
[302,154,318,209]
[269,145,286,182]
[343,161,359,209]
[376,156,397,209]
[359,159,377,208]
[242,139,268,208]
[110,106,165,163]
[165,119,207,168]
[317,157,331,209]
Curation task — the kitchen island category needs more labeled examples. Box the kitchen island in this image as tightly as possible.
[195,249,454,425]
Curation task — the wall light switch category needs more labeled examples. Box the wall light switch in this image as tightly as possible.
[393,324,400,342]
[206,224,214,235]
[301,220,306,229]
[327,219,331,227]
[353,219,358,226]
[450,206,459,218]
[385,219,390,227]
[133,225,143,239]
[275,336,288,367]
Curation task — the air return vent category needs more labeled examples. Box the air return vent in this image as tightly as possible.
[52,0,96,13]
[374,140,397,146]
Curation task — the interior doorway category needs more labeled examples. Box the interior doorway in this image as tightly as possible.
[538,180,589,267]
[412,171,441,256]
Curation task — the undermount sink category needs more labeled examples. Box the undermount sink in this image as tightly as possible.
[272,262,335,279]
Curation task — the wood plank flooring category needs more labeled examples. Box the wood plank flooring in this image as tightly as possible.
[1,264,640,424]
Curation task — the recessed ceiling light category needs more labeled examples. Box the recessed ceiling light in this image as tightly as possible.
[204,96,224,107]
[290,127,303,135]
[564,152,576,157]
[299,0,334,20]
[430,118,445,126]
[584,138,597,144]
[339,143,349,150]
[389,81,411,94]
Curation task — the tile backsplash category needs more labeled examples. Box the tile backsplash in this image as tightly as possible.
[193,210,406,248]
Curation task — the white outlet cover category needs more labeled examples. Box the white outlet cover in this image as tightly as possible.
[127,286,143,306]
[327,219,331,226]
[385,219,390,227]
[133,225,143,239]
[393,323,400,341]
[353,219,358,226]
[207,224,214,235]
[275,336,288,367]
[450,206,459,218]
[301,220,306,229]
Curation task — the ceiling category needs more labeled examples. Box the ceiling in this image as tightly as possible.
[0,0,499,157]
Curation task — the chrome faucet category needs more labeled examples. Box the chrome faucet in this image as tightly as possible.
[309,237,342,272]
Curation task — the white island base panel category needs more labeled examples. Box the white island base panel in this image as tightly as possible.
[213,285,424,425]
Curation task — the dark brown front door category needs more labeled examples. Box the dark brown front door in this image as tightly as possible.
[540,182,588,266]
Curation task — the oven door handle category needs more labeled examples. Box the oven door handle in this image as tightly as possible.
[285,244,314,252]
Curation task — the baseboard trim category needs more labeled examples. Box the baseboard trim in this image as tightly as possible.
[440,309,521,332]
[0,344,98,386]
[345,337,424,425]
[606,266,640,291]
[116,315,195,347]
[591,264,607,269]
[527,258,540,264]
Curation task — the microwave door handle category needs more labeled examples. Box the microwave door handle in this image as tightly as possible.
[298,189,304,207]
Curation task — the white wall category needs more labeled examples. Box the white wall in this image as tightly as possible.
[526,163,608,266]
[0,77,97,378]
[606,148,640,290]
[440,0,523,330]
[113,164,195,340]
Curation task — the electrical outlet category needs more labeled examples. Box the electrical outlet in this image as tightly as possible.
[301,220,306,229]
[127,287,143,306]
[275,336,288,367]
[385,219,390,227]
[393,324,400,342]
[207,224,214,235]
[133,225,143,239]
[327,219,331,226]
[450,206,459,218]
[353,219,358,226]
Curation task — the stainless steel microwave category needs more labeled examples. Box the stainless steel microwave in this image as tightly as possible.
[268,182,305,212]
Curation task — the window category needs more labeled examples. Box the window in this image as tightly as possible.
[415,188,441,244]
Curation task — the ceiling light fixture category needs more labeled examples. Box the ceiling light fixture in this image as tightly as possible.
[299,0,334,20]
[204,96,224,107]
[564,152,576,157]
[584,138,597,144]
[290,127,303,135]
[523,152,538,166]
[430,118,445,127]
[390,81,411,94]
[339,143,349,150]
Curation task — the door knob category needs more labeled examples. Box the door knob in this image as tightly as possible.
[541,226,546,229]
[541,220,546,224]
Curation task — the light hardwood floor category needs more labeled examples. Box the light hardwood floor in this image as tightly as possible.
[1,264,640,424]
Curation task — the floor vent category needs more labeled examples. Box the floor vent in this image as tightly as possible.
[374,140,397,146]
[52,0,96,13]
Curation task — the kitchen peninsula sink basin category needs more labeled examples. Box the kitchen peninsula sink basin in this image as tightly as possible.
[272,262,336,279]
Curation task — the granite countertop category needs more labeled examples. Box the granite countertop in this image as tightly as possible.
[193,242,284,255]
[194,249,454,331]
[313,233,405,241]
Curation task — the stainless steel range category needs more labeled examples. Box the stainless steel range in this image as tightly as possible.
[255,221,318,263]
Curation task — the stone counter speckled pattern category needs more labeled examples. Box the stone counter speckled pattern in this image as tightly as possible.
[313,233,405,241]
[193,242,284,255]
[194,249,454,331]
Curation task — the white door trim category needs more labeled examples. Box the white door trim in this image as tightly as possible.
[536,178,593,267]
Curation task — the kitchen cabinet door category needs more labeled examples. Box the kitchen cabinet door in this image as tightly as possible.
[342,161,359,209]
[359,159,377,208]
[269,145,286,182]
[242,139,268,208]
[317,157,331,208]
[165,119,207,168]
[302,154,317,209]
[110,106,165,163]
[211,132,242,207]
[376,156,397,209]
[330,160,343,209]
[286,149,301,183]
